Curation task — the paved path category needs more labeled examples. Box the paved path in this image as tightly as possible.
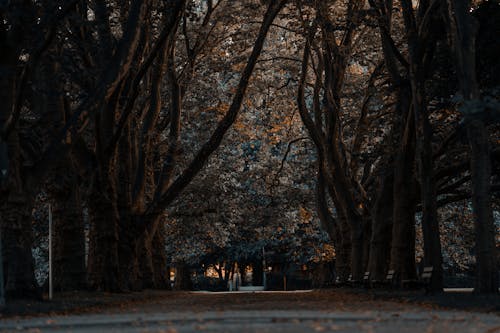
[1,309,499,332]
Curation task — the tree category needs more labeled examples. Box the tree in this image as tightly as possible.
[445,0,498,293]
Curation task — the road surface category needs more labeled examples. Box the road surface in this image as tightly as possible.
[0,290,498,332]
[2,309,499,332]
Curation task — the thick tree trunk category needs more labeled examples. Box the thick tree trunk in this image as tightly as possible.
[368,172,394,281]
[315,169,338,237]
[406,72,443,291]
[314,169,344,280]
[174,262,192,290]
[239,263,247,286]
[349,217,365,281]
[390,91,418,283]
[135,221,169,290]
[252,259,263,286]
[416,112,443,292]
[468,120,498,293]
[1,194,38,299]
[87,175,120,292]
[335,214,352,281]
[52,177,86,291]
[446,0,498,294]
[400,0,444,291]
[151,224,170,289]
[0,126,38,299]
[116,216,140,291]
[224,262,231,285]
[138,234,154,289]
[361,216,372,274]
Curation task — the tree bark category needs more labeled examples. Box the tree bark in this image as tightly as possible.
[87,170,120,292]
[137,234,154,290]
[252,259,263,286]
[151,223,170,289]
[361,215,372,275]
[400,0,443,292]
[174,262,192,290]
[368,171,394,281]
[390,88,418,283]
[416,104,443,292]
[446,0,498,294]
[467,121,498,293]
[336,213,352,281]
[52,174,86,291]
[0,99,38,298]
[1,190,38,298]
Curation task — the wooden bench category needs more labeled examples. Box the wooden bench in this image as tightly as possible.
[347,273,367,287]
[384,270,397,288]
[334,276,342,287]
[363,271,371,288]
[401,266,434,290]
[347,274,353,287]
[334,275,350,287]
[421,266,433,293]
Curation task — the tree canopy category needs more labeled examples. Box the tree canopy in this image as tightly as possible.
[0,0,498,298]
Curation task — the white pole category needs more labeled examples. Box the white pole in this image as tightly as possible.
[48,204,53,300]
[262,247,266,290]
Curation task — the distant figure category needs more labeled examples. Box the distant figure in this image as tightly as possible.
[232,263,242,291]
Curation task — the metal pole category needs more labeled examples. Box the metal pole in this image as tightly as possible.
[262,247,266,290]
[48,204,53,300]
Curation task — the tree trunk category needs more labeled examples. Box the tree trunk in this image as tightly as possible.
[315,168,339,249]
[116,215,140,291]
[361,215,372,274]
[349,217,365,281]
[174,262,192,290]
[1,194,38,299]
[446,0,498,294]
[416,110,443,292]
[252,259,263,286]
[138,234,154,289]
[468,120,498,293]
[133,220,169,290]
[400,0,444,292]
[87,175,120,292]
[335,213,352,281]
[390,90,418,283]
[52,176,86,291]
[0,13,39,299]
[0,127,38,299]
[151,224,170,289]
[239,262,247,286]
[368,171,394,281]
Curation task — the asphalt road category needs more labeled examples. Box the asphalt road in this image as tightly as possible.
[1,309,499,333]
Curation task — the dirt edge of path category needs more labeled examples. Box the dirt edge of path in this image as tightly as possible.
[0,289,498,319]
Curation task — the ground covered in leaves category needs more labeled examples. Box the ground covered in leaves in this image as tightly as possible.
[1,289,498,319]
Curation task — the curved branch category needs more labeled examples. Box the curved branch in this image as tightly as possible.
[144,0,289,222]
[1,0,80,140]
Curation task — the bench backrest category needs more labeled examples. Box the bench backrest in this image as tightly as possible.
[363,272,370,280]
[422,266,433,279]
[386,270,395,280]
